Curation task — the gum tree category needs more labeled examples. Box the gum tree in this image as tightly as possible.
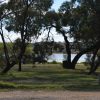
[0,0,53,73]
[60,0,100,72]
[44,0,100,72]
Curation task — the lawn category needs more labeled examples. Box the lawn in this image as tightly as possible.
[0,63,100,91]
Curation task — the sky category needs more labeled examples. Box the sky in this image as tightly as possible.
[0,0,68,42]
[51,0,66,11]
[37,0,67,42]
[38,0,72,42]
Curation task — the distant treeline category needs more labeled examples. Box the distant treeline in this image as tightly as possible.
[0,41,80,54]
[33,41,80,53]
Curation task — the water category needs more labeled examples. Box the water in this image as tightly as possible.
[48,53,86,63]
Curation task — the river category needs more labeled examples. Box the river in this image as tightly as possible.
[48,53,87,63]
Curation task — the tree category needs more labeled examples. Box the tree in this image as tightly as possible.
[69,0,100,74]
[60,0,100,73]
[33,40,54,64]
[44,0,100,72]
[0,1,17,74]
[85,49,100,75]
[0,0,53,73]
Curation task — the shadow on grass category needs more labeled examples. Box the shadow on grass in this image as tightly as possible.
[0,64,100,91]
[63,84,100,92]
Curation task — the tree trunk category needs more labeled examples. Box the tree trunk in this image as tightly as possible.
[2,61,16,74]
[88,63,99,75]
[62,32,72,69]
[18,42,26,72]
[71,51,85,69]
[18,59,22,71]
[0,32,17,74]
[88,57,100,75]
[88,49,98,74]
[71,45,100,70]
[63,60,75,69]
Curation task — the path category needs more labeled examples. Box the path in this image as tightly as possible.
[0,90,100,100]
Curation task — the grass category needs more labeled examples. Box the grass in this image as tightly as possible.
[0,63,100,91]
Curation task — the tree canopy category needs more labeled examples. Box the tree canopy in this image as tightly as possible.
[43,0,100,73]
[0,0,100,74]
[0,0,53,73]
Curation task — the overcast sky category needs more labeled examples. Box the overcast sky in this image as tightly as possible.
[1,0,69,42]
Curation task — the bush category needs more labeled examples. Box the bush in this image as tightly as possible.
[51,61,58,64]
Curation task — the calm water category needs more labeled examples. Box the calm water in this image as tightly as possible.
[48,53,86,63]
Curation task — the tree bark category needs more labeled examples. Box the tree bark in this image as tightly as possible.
[62,32,72,69]
[88,49,99,74]
[2,61,16,74]
[18,41,26,72]
[63,61,75,69]
[88,62,100,75]
[88,56,100,75]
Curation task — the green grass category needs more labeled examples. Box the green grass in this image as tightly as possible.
[0,63,100,91]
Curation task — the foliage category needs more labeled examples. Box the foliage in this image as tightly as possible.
[43,0,100,73]
[33,41,53,63]
[0,0,53,73]
[59,0,100,48]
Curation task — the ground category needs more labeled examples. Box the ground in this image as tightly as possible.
[0,90,100,100]
[0,64,100,99]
